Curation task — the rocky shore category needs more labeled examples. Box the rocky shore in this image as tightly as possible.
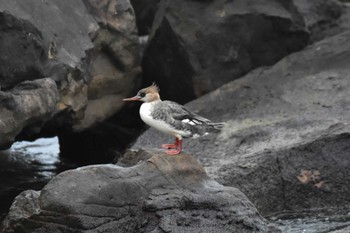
[1,0,350,232]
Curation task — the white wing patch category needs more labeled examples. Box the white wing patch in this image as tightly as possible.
[181,118,202,126]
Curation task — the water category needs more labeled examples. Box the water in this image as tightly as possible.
[0,137,78,223]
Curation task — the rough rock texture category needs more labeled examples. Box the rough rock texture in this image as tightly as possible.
[141,0,309,103]
[0,0,95,148]
[0,78,59,148]
[130,0,160,36]
[134,30,350,216]
[1,150,279,233]
[56,0,143,163]
[2,190,40,231]
[79,0,141,130]
[0,0,141,155]
[293,0,350,42]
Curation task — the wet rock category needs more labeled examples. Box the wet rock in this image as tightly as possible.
[1,150,279,233]
[134,30,350,216]
[141,0,309,103]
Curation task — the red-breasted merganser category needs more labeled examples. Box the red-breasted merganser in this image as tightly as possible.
[123,84,225,155]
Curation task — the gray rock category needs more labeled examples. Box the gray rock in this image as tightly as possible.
[2,190,40,232]
[141,0,309,103]
[56,0,143,163]
[0,0,141,156]
[293,0,350,43]
[77,0,142,130]
[0,0,96,147]
[0,78,59,148]
[134,30,350,215]
[1,150,279,233]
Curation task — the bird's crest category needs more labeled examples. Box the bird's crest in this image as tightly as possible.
[146,82,160,93]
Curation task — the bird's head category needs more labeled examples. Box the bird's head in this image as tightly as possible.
[123,83,161,103]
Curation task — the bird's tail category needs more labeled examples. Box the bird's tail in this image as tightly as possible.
[209,122,225,131]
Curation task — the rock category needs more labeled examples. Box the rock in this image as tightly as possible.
[134,30,350,216]
[141,0,309,103]
[55,0,143,163]
[293,0,350,42]
[0,0,96,147]
[1,190,40,231]
[130,0,160,35]
[0,0,141,157]
[57,105,145,164]
[0,78,59,148]
[0,12,46,90]
[1,150,279,233]
[271,212,350,233]
[78,0,142,130]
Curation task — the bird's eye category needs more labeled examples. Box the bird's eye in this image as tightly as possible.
[139,92,146,98]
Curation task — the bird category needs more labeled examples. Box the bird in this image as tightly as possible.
[123,83,225,155]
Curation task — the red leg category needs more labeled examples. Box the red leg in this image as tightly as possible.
[166,138,182,155]
[161,143,177,149]
[161,138,179,149]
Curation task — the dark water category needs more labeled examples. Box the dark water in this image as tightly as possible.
[0,137,78,223]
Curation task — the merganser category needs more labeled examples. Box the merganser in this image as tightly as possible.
[123,84,225,155]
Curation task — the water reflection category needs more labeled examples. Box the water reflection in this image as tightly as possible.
[0,137,78,223]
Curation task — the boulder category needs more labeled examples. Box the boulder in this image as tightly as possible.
[0,0,141,157]
[0,0,94,147]
[141,0,309,103]
[1,150,279,233]
[0,78,59,148]
[134,30,350,215]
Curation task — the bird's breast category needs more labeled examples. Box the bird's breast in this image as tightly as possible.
[140,103,152,123]
[139,103,178,135]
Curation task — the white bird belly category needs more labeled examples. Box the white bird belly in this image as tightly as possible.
[140,102,189,138]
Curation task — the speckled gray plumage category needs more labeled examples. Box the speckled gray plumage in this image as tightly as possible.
[150,100,224,138]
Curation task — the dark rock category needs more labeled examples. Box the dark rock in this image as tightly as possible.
[58,105,145,164]
[130,0,160,35]
[0,0,141,157]
[1,150,279,233]
[0,0,97,147]
[134,30,350,216]
[1,190,40,231]
[0,12,46,90]
[141,0,309,103]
